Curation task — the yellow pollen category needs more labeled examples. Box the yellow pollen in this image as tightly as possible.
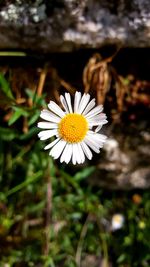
[58,113,88,143]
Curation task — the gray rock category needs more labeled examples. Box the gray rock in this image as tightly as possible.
[89,127,150,189]
[0,0,150,52]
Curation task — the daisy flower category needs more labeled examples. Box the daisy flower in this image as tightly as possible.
[37,91,108,164]
[111,214,124,231]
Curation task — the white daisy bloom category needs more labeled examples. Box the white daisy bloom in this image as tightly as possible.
[37,91,108,164]
[111,214,124,231]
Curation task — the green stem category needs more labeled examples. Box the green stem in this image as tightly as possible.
[6,171,42,196]
[0,51,27,56]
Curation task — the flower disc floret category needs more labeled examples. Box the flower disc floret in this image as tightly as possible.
[58,113,88,143]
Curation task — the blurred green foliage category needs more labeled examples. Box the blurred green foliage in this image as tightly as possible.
[0,70,150,267]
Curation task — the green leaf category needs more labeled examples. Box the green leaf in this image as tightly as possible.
[117,253,126,263]
[60,170,80,191]
[8,107,29,126]
[19,127,39,140]
[25,88,46,106]
[25,88,35,99]
[48,157,56,177]
[28,110,40,126]
[74,166,95,182]
[0,126,18,141]
[0,73,14,99]
[6,171,43,196]
[25,200,45,213]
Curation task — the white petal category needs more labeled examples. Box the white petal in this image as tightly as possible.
[74,91,82,113]
[40,109,61,123]
[38,129,57,140]
[37,122,58,129]
[89,119,107,127]
[89,118,108,124]
[87,132,107,149]
[88,120,108,128]
[99,113,107,121]
[65,144,73,164]
[94,122,108,132]
[82,98,96,116]
[84,136,100,153]
[60,95,69,113]
[89,121,100,127]
[95,125,103,132]
[88,113,107,123]
[77,93,90,114]
[85,105,103,119]
[80,141,93,160]
[60,143,69,163]
[48,101,65,118]
[60,143,72,163]
[65,93,73,113]
[77,143,85,163]
[72,144,82,165]
[102,120,108,124]
[71,146,75,165]
[90,132,107,141]
[44,138,60,150]
[49,139,67,159]
[72,144,76,165]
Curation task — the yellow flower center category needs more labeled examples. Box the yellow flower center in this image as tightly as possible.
[58,113,88,143]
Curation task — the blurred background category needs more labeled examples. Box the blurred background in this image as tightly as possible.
[0,1,150,266]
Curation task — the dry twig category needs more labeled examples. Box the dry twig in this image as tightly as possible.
[60,79,76,95]
[37,64,48,97]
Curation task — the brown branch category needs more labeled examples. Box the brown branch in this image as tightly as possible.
[91,46,122,72]
[23,117,28,133]
[60,79,76,94]
[37,64,48,97]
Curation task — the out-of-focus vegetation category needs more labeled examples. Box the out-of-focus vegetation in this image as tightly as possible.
[0,53,150,267]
